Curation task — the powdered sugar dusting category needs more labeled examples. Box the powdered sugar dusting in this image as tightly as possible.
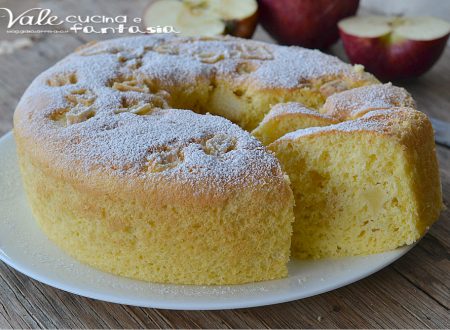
[322,83,415,120]
[253,46,363,88]
[68,109,279,185]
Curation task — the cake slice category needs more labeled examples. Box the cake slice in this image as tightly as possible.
[269,108,442,258]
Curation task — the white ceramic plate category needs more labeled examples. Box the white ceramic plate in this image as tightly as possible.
[0,131,413,310]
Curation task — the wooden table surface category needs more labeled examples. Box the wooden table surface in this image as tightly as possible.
[0,1,449,328]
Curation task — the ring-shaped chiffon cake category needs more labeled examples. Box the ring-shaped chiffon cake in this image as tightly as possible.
[14,35,442,284]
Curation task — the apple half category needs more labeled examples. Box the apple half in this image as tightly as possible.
[338,15,450,80]
[144,0,258,38]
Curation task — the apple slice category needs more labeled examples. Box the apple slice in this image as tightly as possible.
[144,0,258,38]
[338,15,450,80]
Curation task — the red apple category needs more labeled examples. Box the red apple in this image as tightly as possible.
[257,0,360,49]
[144,0,258,38]
[338,16,450,81]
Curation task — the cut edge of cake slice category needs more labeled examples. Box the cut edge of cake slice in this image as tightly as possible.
[268,108,443,259]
